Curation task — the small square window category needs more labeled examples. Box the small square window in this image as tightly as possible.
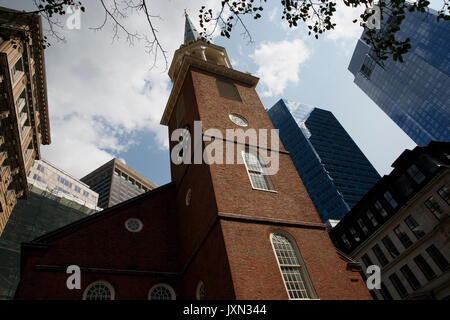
[384,191,398,208]
[406,164,425,184]
[216,78,242,102]
[424,196,442,216]
[404,215,425,239]
[437,185,449,205]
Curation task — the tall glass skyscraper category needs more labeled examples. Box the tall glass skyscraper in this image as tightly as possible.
[348,7,450,146]
[268,99,380,222]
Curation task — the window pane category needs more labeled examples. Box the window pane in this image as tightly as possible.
[374,200,388,218]
[394,225,413,249]
[384,191,398,208]
[243,152,263,173]
[424,196,443,215]
[400,265,421,291]
[426,245,449,272]
[437,185,449,204]
[382,235,400,259]
[361,254,373,268]
[414,254,436,281]
[406,164,425,184]
[379,282,393,300]
[341,233,351,249]
[389,273,408,299]
[372,244,389,267]
[271,234,312,299]
[357,218,369,235]
[367,210,378,227]
[404,216,425,239]
[242,151,274,191]
[349,227,360,242]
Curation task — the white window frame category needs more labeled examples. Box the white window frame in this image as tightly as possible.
[148,283,176,300]
[82,280,115,300]
[269,232,317,300]
[241,149,275,192]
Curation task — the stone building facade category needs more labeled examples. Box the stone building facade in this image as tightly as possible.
[0,7,50,234]
[330,142,450,299]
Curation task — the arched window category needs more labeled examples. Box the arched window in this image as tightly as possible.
[148,283,176,300]
[196,281,205,300]
[270,233,315,299]
[83,281,115,300]
[242,150,275,191]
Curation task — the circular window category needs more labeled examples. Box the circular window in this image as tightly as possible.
[196,281,205,300]
[83,281,115,300]
[125,218,143,232]
[185,188,192,206]
[148,284,176,300]
[229,114,248,127]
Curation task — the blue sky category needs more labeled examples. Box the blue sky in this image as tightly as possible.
[4,0,444,186]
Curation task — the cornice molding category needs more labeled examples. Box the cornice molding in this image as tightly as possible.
[218,212,326,229]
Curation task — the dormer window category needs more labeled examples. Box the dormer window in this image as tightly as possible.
[406,164,425,184]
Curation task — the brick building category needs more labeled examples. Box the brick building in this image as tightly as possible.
[1,159,100,300]
[14,15,371,300]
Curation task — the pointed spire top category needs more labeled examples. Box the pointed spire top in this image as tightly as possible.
[184,11,201,45]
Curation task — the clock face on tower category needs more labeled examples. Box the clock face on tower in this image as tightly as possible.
[229,113,248,127]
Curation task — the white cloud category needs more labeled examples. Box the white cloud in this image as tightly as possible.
[252,39,310,97]
[325,2,364,42]
[2,0,221,178]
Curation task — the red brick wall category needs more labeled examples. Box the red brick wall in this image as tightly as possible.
[220,220,372,300]
[180,221,236,300]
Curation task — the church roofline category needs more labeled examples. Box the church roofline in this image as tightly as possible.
[161,55,259,125]
[27,181,176,245]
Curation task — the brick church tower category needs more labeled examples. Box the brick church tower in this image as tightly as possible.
[14,15,371,300]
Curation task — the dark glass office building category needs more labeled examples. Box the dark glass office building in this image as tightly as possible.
[268,99,381,222]
[348,7,450,146]
[81,158,157,208]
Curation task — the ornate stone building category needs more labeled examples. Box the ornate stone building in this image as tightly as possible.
[330,142,449,300]
[14,15,371,300]
[0,7,50,235]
